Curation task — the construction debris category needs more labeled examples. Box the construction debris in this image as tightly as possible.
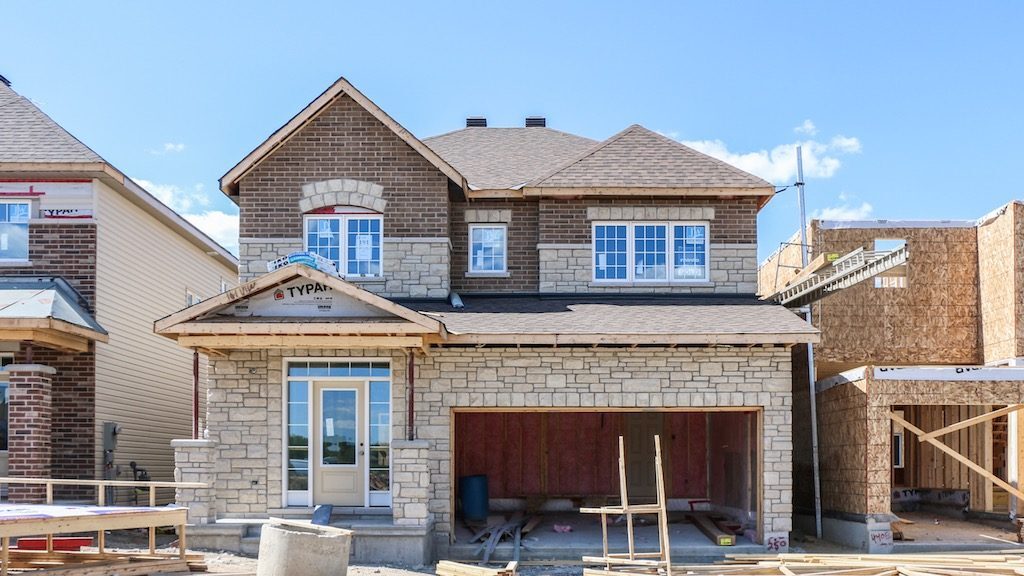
[464,514,537,563]
[436,560,518,576]
[582,553,1024,576]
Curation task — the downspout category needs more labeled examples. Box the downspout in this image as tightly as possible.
[193,350,200,439]
[407,350,416,441]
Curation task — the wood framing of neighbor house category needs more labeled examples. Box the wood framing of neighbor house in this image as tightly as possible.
[815,366,1024,517]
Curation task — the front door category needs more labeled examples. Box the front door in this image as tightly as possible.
[312,382,365,506]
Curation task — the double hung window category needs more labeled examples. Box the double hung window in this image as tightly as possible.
[468,225,507,274]
[0,202,30,261]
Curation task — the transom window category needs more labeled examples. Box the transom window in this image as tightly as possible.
[0,201,30,261]
[468,224,507,274]
[304,209,382,278]
[593,222,709,283]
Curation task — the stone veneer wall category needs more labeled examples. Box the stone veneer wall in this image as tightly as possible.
[538,243,758,294]
[412,346,793,545]
[238,237,449,298]
[197,345,793,549]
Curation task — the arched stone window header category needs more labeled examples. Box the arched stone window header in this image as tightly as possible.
[299,179,386,214]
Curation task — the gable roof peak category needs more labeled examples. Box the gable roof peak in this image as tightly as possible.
[220,75,466,198]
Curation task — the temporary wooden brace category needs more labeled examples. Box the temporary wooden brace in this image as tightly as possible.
[580,435,672,576]
[916,404,1024,443]
[889,412,1024,503]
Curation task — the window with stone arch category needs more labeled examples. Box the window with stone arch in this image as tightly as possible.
[303,206,383,278]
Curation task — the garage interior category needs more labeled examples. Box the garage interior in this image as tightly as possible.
[451,410,763,558]
[890,404,1015,545]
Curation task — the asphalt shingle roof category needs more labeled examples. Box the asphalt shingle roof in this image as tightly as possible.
[409,295,815,339]
[423,127,597,189]
[0,82,103,163]
[532,125,772,189]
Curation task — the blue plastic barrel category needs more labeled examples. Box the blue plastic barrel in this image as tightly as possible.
[459,474,489,521]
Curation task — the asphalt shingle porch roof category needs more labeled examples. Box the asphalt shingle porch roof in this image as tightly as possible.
[406,295,816,343]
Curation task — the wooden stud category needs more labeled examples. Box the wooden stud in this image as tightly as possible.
[917,405,1024,443]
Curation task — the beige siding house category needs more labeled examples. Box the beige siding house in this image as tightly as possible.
[0,77,237,501]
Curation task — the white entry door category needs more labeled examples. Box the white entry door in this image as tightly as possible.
[313,384,365,506]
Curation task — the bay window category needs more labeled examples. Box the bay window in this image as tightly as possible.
[304,211,382,278]
[593,221,709,283]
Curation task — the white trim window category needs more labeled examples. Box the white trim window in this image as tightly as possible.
[0,201,31,261]
[468,224,507,274]
[304,210,383,278]
[593,221,709,283]
[892,409,905,469]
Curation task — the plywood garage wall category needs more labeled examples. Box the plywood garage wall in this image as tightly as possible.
[815,378,869,516]
[812,224,980,367]
[454,412,709,499]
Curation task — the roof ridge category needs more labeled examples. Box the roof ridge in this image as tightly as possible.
[527,124,644,187]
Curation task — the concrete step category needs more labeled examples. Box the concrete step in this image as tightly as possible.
[240,536,261,556]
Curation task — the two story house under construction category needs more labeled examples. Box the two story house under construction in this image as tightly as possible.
[158,76,817,562]
[759,201,1024,552]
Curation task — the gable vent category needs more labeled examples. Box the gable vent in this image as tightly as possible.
[466,117,487,128]
[525,116,546,127]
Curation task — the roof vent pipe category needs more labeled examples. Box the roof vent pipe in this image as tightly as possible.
[466,117,487,128]
[525,116,546,127]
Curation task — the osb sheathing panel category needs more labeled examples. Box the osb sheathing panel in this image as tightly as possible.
[978,205,1017,363]
[816,379,869,516]
[1015,202,1024,358]
[757,229,810,297]
[812,225,980,366]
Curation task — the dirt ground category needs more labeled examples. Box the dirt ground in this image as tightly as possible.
[894,511,1021,545]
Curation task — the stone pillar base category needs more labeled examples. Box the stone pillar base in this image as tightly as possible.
[172,438,217,524]
[391,439,432,527]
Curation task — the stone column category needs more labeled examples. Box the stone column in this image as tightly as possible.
[172,438,217,524]
[6,364,56,503]
[391,439,432,526]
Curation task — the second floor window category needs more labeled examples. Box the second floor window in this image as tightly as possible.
[305,212,383,278]
[593,221,709,283]
[0,201,30,261]
[469,224,507,274]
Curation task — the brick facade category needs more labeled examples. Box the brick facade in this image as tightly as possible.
[6,364,56,503]
[3,221,98,496]
[450,200,539,293]
[238,95,450,239]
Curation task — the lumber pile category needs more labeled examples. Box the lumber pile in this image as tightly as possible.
[437,560,518,576]
[672,552,1024,576]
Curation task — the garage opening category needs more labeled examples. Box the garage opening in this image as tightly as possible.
[890,405,1017,545]
[452,410,761,558]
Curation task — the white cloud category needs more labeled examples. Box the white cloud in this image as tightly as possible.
[812,201,874,220]
[183,211,240,254]
[134,178,238,254]
[134,178,210,213]
[149,142,186,155]
[794,119,818,136]
[679,131,862,185]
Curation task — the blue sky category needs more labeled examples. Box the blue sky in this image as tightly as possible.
[5,2,1023,260]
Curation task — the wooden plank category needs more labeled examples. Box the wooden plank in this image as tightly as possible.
[0,508,187,539]
[890,412,1024,503]
[918,405,1024,443]
[689,514,735,546]
[177,334,423,349]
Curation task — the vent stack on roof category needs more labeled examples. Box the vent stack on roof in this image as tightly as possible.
[525,116,546,127]
[465,117,487,128]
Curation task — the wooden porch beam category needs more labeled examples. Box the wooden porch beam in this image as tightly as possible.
[889,411,1024,503]
[176,335,423,349]
[916,404,1024,443]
